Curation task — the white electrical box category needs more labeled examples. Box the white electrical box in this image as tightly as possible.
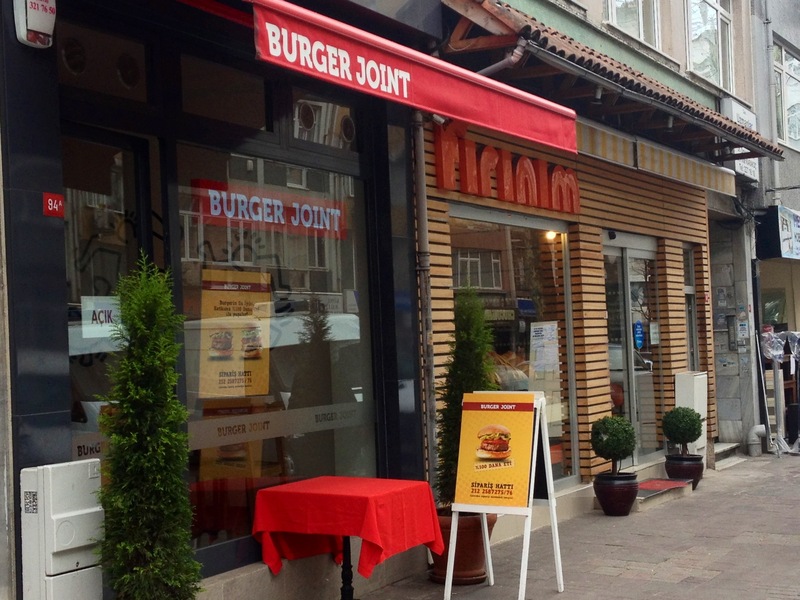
[675,371,708,457]
[20,459,104,600]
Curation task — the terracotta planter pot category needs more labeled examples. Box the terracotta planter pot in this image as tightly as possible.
[593,472,639,516]
[664,454,704,490]
[429,513,497,585]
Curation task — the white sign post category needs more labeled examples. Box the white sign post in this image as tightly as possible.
[443,393,563,600]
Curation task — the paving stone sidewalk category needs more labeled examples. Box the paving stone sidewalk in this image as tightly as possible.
[361,454,800,600]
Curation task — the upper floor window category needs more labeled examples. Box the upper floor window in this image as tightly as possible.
[606,0,660,48]
[453,249,502,290]
[688,0,732,90]
[774,43,800,150]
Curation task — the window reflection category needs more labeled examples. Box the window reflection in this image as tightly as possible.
[450,218,571,479]
[178,145,375,547]
[292,89,357,151]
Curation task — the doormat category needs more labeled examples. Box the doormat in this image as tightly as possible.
[638,478,689,491]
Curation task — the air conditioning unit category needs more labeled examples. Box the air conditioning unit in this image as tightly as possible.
[20,459,104,600]
[674,371,708,457]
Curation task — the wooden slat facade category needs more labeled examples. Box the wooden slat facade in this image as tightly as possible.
[421,123,716,481]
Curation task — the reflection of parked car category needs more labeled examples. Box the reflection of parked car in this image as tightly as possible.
[609,344,653,411]
[490,352,529,391]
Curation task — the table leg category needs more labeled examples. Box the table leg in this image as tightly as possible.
[341,535,354,600]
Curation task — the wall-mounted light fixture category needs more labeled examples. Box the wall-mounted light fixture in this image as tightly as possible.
[607,230,617,240]
[591,85,603,105]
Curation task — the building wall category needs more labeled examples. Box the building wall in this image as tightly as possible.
[424,122,716,479]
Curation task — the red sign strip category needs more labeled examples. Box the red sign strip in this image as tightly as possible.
[248,0,576,154]
[462,402,535,412]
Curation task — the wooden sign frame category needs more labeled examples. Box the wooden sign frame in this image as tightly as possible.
[443,393,563,600]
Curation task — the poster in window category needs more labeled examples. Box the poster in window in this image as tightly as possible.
[191,268,271,398]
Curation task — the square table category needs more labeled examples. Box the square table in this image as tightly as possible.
[252,475,444,600]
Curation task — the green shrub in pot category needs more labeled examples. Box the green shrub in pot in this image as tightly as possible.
[662,406,704,456]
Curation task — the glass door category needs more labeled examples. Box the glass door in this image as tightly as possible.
[604,246,663,464]
[64,131,148,460]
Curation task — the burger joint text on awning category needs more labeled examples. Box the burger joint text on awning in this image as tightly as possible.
[248,0,577,154]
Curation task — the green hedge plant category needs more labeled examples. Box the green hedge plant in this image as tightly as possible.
[434,288,497,508]
[662,406,704,456]
[590,416,636,476]
[98,252,202,600]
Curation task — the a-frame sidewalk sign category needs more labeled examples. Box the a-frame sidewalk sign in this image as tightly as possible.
[443,390,564,600]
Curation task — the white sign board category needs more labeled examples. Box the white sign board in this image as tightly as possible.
[720,98,760,182]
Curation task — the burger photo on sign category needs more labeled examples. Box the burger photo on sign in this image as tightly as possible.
[476,424,511,460]
[208,329,233,359]
[241,326,263,359]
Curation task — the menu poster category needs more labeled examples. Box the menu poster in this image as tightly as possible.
[454,391,537,509]
[197,268,271,398]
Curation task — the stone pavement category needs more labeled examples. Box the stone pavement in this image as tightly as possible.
[360,454,800,600]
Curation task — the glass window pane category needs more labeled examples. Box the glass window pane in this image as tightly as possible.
[178,145,375,547]
[774,43,784,65]
[614,0,641,40]
[776,69,785,140]
[641,0,658,46]
[182,56,268,130]
[450,219,573,480]
[64,138,141,456]
[787,74,800,148]
[57,22,148,102]
[786,54,800,79]
[293,89,358,152]
[720,19,731,90]
[690,0,720,85]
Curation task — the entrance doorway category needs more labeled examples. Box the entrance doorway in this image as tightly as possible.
[604,239,663,464]
[63,130,150,456]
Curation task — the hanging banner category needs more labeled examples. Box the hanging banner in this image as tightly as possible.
[454,391,537,509]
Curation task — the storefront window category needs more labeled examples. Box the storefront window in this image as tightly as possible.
[177,144,375,546]
[65,136,140,460]
[292,89,357,152]
[181,55,270,131]
[450,218,572,479]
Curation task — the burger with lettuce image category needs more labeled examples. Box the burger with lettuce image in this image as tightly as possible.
[241,326,263,359]
[476,424,511,460]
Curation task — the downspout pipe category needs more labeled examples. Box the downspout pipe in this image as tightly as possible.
[748,424,766,456]
[413,111,437,488]
[478,36,527,77]
[765,0,781,204]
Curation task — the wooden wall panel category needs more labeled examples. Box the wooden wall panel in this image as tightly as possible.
[420,123,716,482]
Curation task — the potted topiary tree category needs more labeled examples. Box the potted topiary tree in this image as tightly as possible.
[98,252,202,599]
[662,406,705,490]
[590,416,638,516]
[429,287,499,585]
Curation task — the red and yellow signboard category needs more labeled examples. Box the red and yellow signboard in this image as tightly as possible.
[194,268,272,398]
[454,391,537,509]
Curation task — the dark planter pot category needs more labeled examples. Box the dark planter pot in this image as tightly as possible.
[664,454,704,490]
[429,513,497,585]
[593,472,639,516]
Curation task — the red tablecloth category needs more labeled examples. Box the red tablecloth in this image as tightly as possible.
[252,476,444,578]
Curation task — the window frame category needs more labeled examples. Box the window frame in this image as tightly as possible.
[606,0,661,49]
[774,42,800,150]
[687,0,733,91]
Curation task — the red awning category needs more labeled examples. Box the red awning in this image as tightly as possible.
[248,0,576,154]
